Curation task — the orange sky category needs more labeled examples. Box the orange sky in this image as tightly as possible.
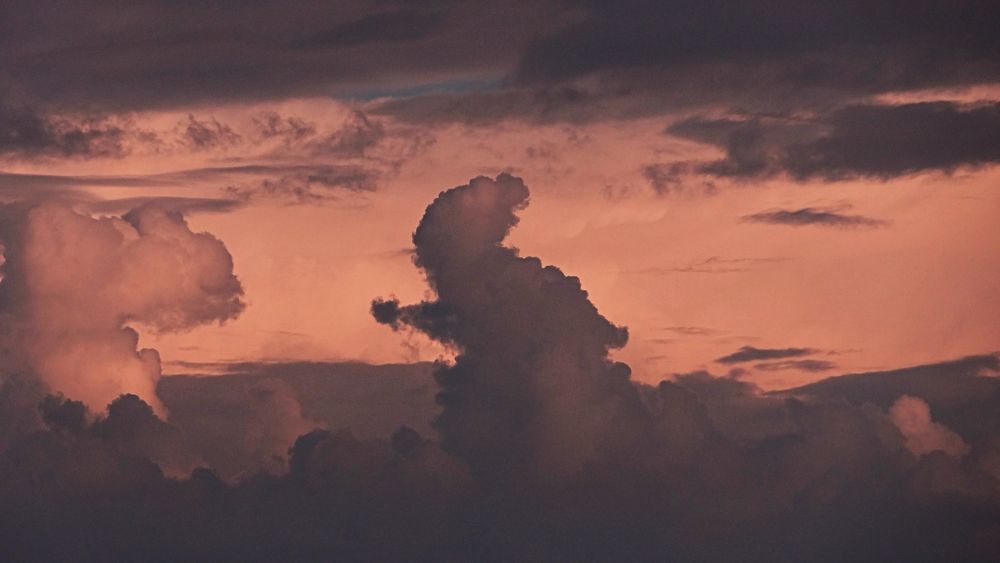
[0,95,996,389]
[3,97,982,389]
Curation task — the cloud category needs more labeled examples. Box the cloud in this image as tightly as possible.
[0,201,245,414]
[0,105,130,159]
[754,359,838,372]
[0,0,995,136]
[0,1,546,111]
[667,102,1000,181]
[243,378,323,474]
[742,206,887,228]
[223,164,378,203]
[290,9,445,49]
[0,163,383,206]
[373,173,643,480]
[716,345,816,364]
[182,114,241,150]
[252,111,316,142]
[307,110,385,157]
[515,2,1000,103]
[378,2,1000,125]
[890,395,970,458]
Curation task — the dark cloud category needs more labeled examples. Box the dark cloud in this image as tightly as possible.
[182,114,240,150]
[372,173,642,482]
[252,112,316,142]
[368,85,637,125]
[516,1,1000,101]
[307,110,385,157]
[0,105,129,159]
[754,359,838,372]
[0,0,995,137]
[742,206,888,228]
[716,345,817,364]
[642,162,687,195]
[222,164,378,203]
[158,361,436,479]
[290,9,445,50]
[786,102,1000,179]
[668,102,1000,181]
[374,1,1000,125]
[0,0,549,111]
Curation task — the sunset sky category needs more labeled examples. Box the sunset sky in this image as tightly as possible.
[2,1,997,390]
[1,2,999,560]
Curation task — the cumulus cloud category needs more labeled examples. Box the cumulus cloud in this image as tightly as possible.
[373,173,643,480]
[0,202,245,414]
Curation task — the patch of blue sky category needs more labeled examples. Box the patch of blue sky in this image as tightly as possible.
[337,75,503,101]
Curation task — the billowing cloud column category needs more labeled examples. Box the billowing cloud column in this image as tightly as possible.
[0,202,244,414]
[373,173,645,481]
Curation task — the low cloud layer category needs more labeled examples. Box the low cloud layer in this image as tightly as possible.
[0,175,997,561]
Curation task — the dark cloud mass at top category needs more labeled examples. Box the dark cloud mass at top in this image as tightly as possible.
[0,1,994,118]
[0,0,548,111]
[516,1,999,104]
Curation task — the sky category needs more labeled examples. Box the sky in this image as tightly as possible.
[1,0,997,391]
[1,1,1000,560]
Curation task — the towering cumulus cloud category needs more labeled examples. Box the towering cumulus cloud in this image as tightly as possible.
[0,202,244,414]
[373,173,644,480]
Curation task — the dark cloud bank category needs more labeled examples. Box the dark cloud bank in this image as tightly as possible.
[664,102,1000,182]
[0,175,997,560]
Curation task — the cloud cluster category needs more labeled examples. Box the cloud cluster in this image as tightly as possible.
[0,175,998,560]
